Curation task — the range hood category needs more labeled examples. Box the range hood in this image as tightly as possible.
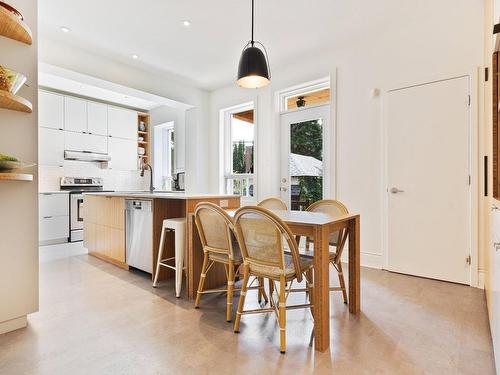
[64,150,111,162]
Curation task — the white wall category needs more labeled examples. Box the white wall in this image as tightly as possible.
[39,39,210,194]
[150,105,186,174]
[208,0,485,269]
[0,0,38,333]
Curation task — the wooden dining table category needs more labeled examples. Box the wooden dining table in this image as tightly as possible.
[227,209,361,353]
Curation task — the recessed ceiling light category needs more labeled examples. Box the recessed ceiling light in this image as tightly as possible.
[182,20,191,27]
[132,54,139,60]
[60,26,71,33]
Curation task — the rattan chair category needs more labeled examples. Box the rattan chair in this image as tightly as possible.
[233,206,314,354]
[302,199,349,303]
[194,202,267,322]
[257,197,288,210]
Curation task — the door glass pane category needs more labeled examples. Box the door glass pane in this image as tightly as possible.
[289,119,323,210]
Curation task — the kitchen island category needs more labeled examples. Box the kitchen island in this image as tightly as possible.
[83,192,240,298]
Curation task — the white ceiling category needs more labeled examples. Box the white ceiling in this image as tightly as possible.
[38,63,192,111]
[38,0,398,90]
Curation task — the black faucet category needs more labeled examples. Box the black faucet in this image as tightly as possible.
[140,162,155,193]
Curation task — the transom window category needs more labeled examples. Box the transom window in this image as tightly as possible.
[280,79,330,112]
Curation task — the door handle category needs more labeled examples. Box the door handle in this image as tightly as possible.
[494,242,500,251]
[390,187,404,194]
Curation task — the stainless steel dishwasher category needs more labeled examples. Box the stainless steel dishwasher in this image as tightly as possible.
[125,199,153,273]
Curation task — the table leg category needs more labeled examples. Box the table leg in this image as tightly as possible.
[348,216,360,313]
[313,224,330,352]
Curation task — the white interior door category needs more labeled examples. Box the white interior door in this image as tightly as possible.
[386,76,471,284]
[280,105,330,210]
[491,208,500,368]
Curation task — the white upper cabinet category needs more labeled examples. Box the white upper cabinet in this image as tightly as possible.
[87,102,108,136]
[39,91,64,130]
[108,137,137,170]
[64,97,87,133]
[108,106,137,140]
[39,127,64,167]
[65,132,107,154]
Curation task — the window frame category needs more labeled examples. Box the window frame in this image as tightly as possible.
[220,101,257,202]
[279,77,330,113]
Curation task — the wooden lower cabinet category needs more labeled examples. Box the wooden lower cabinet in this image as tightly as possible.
[84,196,127,269]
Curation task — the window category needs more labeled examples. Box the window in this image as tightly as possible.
[222,103,255,200]
[153,122,175,190]
[280,79,330,112]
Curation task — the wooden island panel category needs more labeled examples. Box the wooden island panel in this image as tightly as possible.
[84,195,128,269]
[84,194,241,299]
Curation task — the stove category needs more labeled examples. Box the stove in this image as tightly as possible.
[60,177,113,242]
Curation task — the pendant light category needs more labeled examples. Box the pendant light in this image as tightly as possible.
[236,0,271,88]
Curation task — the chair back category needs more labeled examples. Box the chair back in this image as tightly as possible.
[306,200,349,257]
[257,197,288,210]
[233,206,303,282]
[194,202,237,259]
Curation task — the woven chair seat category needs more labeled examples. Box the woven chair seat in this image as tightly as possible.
[250,254,313,279]
[208,251,243,264]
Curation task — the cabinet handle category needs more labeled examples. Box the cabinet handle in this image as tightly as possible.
[494,242,500,251]
[42,193,53,196]
[42,216,53,219]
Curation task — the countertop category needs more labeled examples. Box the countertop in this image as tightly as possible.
[83,191,240,200]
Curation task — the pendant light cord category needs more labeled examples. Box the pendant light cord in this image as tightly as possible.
[251,0,254,46]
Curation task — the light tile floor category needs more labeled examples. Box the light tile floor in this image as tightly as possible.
[0,243,495,374]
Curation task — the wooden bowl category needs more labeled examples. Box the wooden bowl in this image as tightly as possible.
[0,1,23,20]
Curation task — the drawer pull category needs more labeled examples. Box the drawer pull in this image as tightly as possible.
[42,216,53,219]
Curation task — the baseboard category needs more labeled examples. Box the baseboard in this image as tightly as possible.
[341,251,383,269]
[0,315,27,335]
[478,270,486,289]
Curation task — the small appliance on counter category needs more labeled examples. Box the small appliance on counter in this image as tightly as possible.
[173,172,185,191]
[60,177,114,242]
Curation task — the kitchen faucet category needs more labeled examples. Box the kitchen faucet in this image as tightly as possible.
[140,162,155,193]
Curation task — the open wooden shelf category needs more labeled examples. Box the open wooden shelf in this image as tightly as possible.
[0,6,33,45]
[0,90,32,113]
[0,172,33,181]
[137,112,150,168]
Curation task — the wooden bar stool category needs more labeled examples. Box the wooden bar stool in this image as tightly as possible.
[153,217,186,298]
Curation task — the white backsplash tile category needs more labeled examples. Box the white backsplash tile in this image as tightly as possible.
[39,162,150,192]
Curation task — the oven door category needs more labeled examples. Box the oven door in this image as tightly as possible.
[70,193,84,231]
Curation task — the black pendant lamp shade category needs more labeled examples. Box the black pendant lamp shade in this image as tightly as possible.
[236,0,271,88]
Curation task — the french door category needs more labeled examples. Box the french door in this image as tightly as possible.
[280,105,331,210]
